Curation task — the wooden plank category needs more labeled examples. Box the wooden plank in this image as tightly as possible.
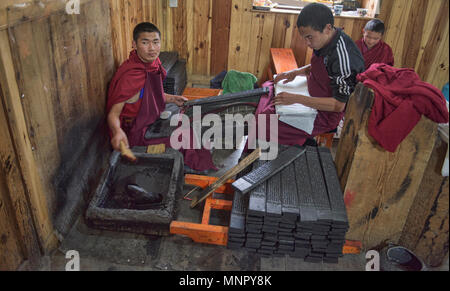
[335,84,374,191]
[227,0,245,71]
[416,0,449,87]
[110,0,126,68]
[120,0,132,59]
[0,82,41,267]
[256,13,276,80]
[189,0,211,75]
[400,0,428,69]
[344,116,437,249]
[413,178,448,267]
[210,0,232,75]
[399,135,449,267]
[237,0,253,74]
[185,0,195,75]
[171,0,188,61]
[0,168,24,271]
[248,12,263,76]
[271,14,288,49]
[283,14,295,48]
[0,30,57,252]
[425,26,449,90]
[383,0,413,68]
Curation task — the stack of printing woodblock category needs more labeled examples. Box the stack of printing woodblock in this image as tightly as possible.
[228,146,349,264]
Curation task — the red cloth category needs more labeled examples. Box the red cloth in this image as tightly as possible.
[357,63,449,152]
[247,54,344,148]
[356,39,394,70]
[107,50,166,117]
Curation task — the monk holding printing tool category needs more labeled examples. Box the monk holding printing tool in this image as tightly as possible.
[107,22,216,171]
[265,3,365,146]
[356,19,394,70]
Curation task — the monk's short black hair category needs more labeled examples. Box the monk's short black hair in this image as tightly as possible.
[133,22,161,41]
[364,19,385,35]
[297,3,334,32]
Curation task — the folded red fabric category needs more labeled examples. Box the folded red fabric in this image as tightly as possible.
[357,63,449,152]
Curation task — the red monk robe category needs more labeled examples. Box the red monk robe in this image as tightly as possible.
[247,53,344,148]
[107,50,217,171]
[357,63,449,152]
[356,39,394,71]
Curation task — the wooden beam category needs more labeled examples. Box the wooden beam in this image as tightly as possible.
[0,30,57,253]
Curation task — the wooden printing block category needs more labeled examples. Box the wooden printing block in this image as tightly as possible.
[246,223,263,230]
[279,223,296,229]
[293,155,319,223]
[245,242,261,248]
[229,190,248,234]
[311,235,327,240]
[247,228,262,234]
[295,243,310,249]
[232,146,306,194]
[247,233,263,239]
[278,243,295,251]
[263,233,278,242]
[317,147,349,226]
[247,161,267,217]
[261,241,277,247]
[306,147,334,222]
[279,240,295,247]
[247,238,262,244]
[281,163,302,221]
[257,249,274,255]
[228,237,246,243]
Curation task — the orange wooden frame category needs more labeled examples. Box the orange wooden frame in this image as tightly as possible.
[170,174,234,246]
[170,174,361,254]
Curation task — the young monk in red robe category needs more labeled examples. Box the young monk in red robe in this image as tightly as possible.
[356,19,394,70]
[107,22,216,171]
[252,3,365,148]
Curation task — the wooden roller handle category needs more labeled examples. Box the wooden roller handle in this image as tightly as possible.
[119,141,137,162]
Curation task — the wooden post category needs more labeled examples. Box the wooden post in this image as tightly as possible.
[335,83,442,254]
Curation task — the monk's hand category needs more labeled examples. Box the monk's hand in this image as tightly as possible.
[273,92,300,106]
[168,95,188,107]
[111,129,129,152]
[174,95,188,107]
[274,70,297,84]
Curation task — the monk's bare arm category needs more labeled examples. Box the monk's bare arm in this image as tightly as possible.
[273,92,346,112]
[107,102,129,151]
[165,93,188,107]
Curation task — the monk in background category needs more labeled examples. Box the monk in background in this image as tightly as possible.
[356,19,394,70]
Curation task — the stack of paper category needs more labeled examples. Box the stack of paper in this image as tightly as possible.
[275,75,318,134]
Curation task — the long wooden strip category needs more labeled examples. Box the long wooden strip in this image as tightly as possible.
[190,148,261,208]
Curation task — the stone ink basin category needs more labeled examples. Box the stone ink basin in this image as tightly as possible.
[86,147,184,236]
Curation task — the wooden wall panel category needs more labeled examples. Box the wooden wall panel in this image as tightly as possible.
[0,82,41,270]
[210,0,232,75]
[380,0,449,89]
[1,0,114,244]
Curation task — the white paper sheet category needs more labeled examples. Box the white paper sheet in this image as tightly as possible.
[274,75,318,134]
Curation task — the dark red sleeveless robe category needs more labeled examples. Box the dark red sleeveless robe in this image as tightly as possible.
[356,39,394,70]
[247,53,344,148]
